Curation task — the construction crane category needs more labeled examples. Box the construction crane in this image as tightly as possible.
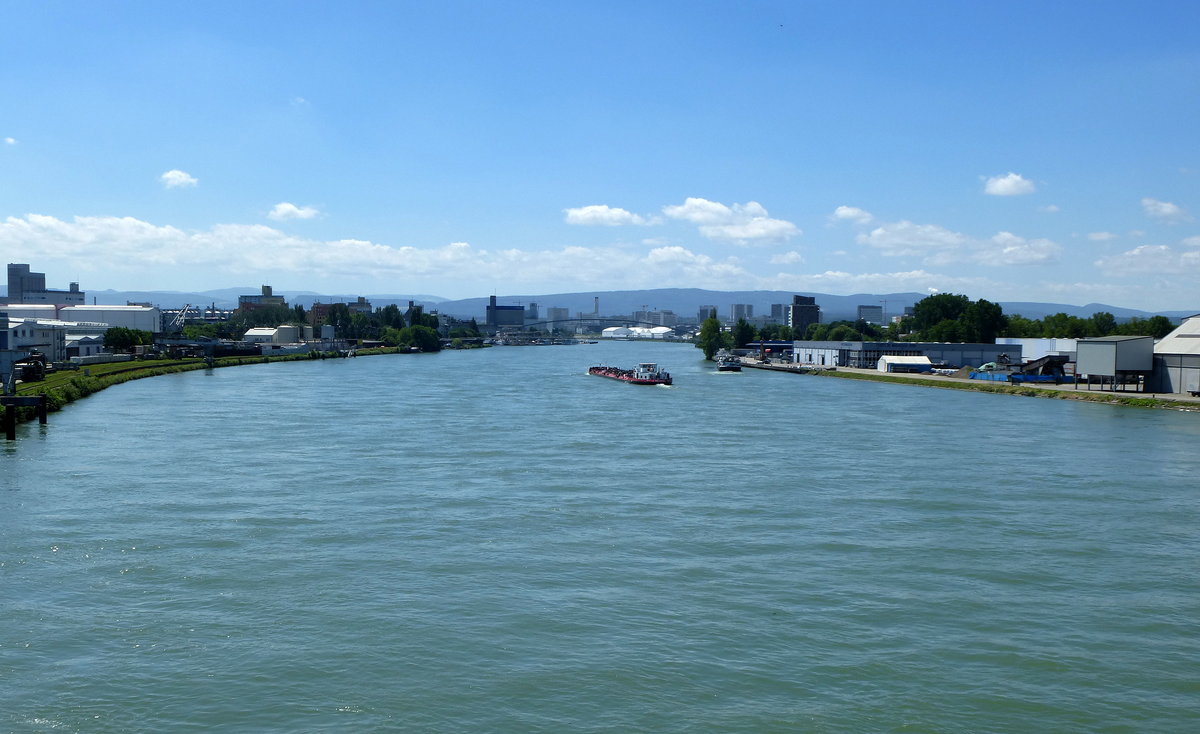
[170,304,191,331]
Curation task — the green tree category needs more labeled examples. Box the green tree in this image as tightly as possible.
[1004,314,1042,338]
[695,316,728,360]
[910,293,971,334]
[1116,315,1174,339]
[397,325,442,352]
[1041,312,1089,338]
[104,327,152,351]
[182,323,217,340]
[379,304,405,329]
[380,327,405,347]
[732,318,757,348]
[961,299,1007,342]
[1089,311,1117,336]
[826,324,863,341]
[924,319,965,342]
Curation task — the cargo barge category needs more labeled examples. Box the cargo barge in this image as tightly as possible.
[588,362,673,385]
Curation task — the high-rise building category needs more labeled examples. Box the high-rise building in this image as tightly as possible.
[731,304,753,322]
[698,305,718,322]
[857,305,884,324]
[547,307,570,324]
[787,295,820,334]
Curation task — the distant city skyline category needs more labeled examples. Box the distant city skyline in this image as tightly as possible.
[2,2,1198,310]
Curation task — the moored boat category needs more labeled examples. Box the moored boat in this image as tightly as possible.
[589,362,673,385]
[715,350,742,372]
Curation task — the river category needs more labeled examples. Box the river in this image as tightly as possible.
[3,340,1198,732]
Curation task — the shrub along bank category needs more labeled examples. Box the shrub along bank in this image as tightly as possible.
[6,348,409,425]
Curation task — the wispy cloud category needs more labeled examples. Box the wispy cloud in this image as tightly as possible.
[983,172,1036,196]
[856,220,968,259]
[662,197,799,245]
[1087,231,1118,241]
[268,202,320,221]
[160,169,198,189]
[770,251,804,265]
[1141,197,1192,223]
[977,232,1061,266]
[857,220,1059,266]
[1095,244,1200,276]
[3,137,15,145]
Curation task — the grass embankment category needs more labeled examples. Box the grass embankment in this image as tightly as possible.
[8,348,407,424]
[813,368,1191,410]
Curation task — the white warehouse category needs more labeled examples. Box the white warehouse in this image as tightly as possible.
[59,305,161,334]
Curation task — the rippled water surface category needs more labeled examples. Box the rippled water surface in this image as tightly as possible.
[3,341,1199,732]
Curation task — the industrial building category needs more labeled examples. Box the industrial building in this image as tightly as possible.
[1075,336,1154,391]
[485,295,525,331]
[1,317,68,362]
[4,263,85,305]
[1152,315,1200,395]
[601,326,674,339]
[791,340,1021,369]
[59,305,161,334]
[237,285,287,311]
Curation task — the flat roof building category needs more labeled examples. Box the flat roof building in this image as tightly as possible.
[5,263,85,305]
[1153,314,1200,394]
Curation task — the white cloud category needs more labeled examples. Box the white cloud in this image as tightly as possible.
[3,137,15,145]
[983,172,1036,196]
[1094,244,1200,276]
[563,204,654,226]
[268,202,320,221]
[829,205,874,225]
[857,219,1059,267]
[770,251,804,265]
[0,213,760,293]
[1039,204,1060,213]
[1141,197,1192,223]
[1087,231,1118,241]
[662,197,799,245]
[856,220,968,258]
[1182,235,1200,248]
[160,169,198,189]
[977,232,1060,266]
[662,197,738,224]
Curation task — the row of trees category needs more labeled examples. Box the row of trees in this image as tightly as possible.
[177,302,483,353]
[905,293,1175,341]
[696,293,1177,358]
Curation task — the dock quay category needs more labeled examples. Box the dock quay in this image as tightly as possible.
[736,358,1200,410]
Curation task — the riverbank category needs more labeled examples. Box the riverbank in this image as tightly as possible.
[741,359,1200,411]
[5,347,409,426]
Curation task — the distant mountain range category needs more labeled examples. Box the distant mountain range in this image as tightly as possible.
[16,286,1196,323]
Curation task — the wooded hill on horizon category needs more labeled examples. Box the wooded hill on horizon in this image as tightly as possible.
[36,286,1197,324]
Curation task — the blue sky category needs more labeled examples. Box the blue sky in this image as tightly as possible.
[2,1,1198,309]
